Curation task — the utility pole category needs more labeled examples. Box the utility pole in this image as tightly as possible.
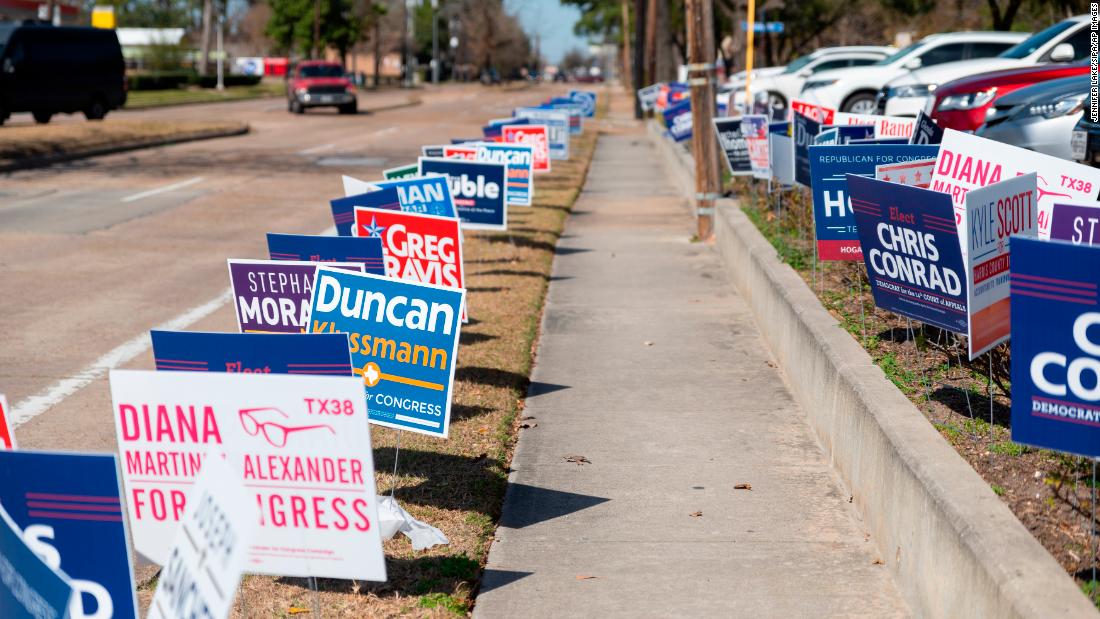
[685,0,719,240]
[200,0,212,75]
[632,0,646,118]
[401,0,409,86]
[644,0,657,86]
[431,0,439,84]
[216,11,225,90]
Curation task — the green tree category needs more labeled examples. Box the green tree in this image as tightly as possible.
[266,0,362,59]
[561,0,623,43]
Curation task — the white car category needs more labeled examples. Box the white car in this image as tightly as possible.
[799,31,1028,114]
[718,66,787,113]
[751,46,895,113]
[881,15,1090,116]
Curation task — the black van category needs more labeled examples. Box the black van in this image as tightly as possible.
[0,23,126,125]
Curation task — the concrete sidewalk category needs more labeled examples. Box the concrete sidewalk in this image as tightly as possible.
[474,102,910,618]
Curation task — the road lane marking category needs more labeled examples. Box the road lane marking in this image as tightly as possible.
[11,225,337,428]
[121,176,205,203]
[297,143,335,155]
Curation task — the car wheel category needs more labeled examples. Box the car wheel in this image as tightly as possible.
[0,100,7,126]
[338,102,357,115]
[842,92,877,115]
[84,96,107,121]
[290,99,304,114]
[32,110,52,124]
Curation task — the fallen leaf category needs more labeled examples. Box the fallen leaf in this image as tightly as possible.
[289,607,311,615]
[564,455,591,465]
[576,575,598,580]
[521,416,536,421]
[643,341,654,347]
[872,559,884,565]
[520,422,538,429]
[689,511,703,517]
[734,483,752,490]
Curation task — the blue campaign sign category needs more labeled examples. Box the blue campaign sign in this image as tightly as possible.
[368,176,457,218]
[331,186,401,237]
[850,138,909,145]
[1010,237,1100,457]
[514,107,570,159]
[308,267,465,438]
[267,233,385,274]
[835,125,875,144]
[910,110,944,145]
[809,144,939,260]
[664,99,693,142]
[151,330,353,375]
[793,111,820,186]
[814,128,839,145]
[0,450,135,618]
[476,142,534,206]
[0,503,72,619]
[569,90,597,117]
[419,157,508,230]
[769,121,790,135]
[847,174,968,333]
[545,98,584,134]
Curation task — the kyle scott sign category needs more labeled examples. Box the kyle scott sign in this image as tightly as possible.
[1010,237,1100,458]
[228,259,364,333]
[151,330,354,377]
[847,174,968,334]
[109,370,387,580]
[267,233,385,275]
[308,267,464,438]
[808,144,939,260]
[419,157,508,230]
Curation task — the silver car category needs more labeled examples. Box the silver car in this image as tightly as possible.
[977,74,1088,160]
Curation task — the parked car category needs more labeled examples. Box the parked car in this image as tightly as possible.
[879,15,1090,116]
[1073,99,1100,166]
[0,22,126,125]
[799,31,1027,114]
[751,46,895,112]
[929,61,1088,132]
[719,65,788,112]
[286,60,357,115]
[976,75,1088,160]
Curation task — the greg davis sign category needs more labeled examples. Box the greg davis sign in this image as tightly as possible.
[353,208,465,293]
[109,369,387,581]
[419,157,507,230]
[1010,237,1100,458]
[228,259,363,333]
[308,267,464,438]
[847,174,968,334]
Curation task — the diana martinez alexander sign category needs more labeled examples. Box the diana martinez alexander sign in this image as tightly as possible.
[228,260,364,333]
[1010,237,1100,458]
[847,174,968,335]
[109,370,387,581]
[308,267,464,438]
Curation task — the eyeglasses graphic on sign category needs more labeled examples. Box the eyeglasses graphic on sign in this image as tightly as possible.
[238,407,335,448]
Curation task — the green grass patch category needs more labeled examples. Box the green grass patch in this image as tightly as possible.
[126,82,284,109]
[418,592,470,615]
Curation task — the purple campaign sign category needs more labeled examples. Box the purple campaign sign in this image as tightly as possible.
[228,259,364,333]
[1049,202,1100,246]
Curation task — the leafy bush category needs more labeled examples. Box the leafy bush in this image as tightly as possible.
[127,71,195,91]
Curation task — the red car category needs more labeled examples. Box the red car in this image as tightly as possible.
[286,60,357,115]
[929,61,1088,131]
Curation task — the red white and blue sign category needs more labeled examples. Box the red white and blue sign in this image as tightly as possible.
[308,267,465,438]
[267,233,385,274]
[366,176,457,218]
[0,502,72,619]
[330,186,401,237]
[847,174,968,334]
[0,450,137,619]
[664,99,693,142]
[151,330,354,377]
[513,107,570,160]
[809,144,939,260]
[476,142,533,206]
[418,157,508,230]
[1010,237,1100,458]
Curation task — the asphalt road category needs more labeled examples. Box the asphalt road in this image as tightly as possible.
[0,82,564,452]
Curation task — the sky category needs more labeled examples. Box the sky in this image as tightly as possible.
[504,0,590,64]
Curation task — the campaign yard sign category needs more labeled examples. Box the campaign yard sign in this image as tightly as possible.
[109,370,387,580]
[964,174,1037,358]
[366,176,458,218]
[353,208,466,293]
[0,394,13,449]
[930,129,1100,241]
[421,145,445,158]
[147,455,255,619]
[793,112,821,187]
[876,158,936,188]
[151,331,354,377]
[0,451,137,619]
[713,117,752,176]
[637,84,662,111]
[442,145,477,160]
[809,144,939,260]
[741,115,770,179]
[790,99,835,124]
[476,142,534,206]
[569,90,597,117]
[419,157,507,230]
[502,124,550,173]
[383,164,419,180]
[814,128,839,145]
[834,125,874,144]
[0,502,72,619]
[910,110,943,145]
[267,233,385,275]
[308,267,464,438]
[228,260,364,333]
[832,112,915,139]
[1049,203,1100,246]
[770,132,795,186]
[663,99,693,142]
[1010,237,1100,458]
[330,187,402,236]
[847,174,968,334]
[513,108,569,160]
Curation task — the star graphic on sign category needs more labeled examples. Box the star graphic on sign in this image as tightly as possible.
[900,174,908,184]
[914,171,923,181]
[362,362,381,387]
[882,174,892,182]
[363,216,386,238]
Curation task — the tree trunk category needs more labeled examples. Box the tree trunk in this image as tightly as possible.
[655,0,676,82]
[620,0,632,89]
[633,0,647,117]
[644,0,657,85]
[199,0,212,76]
[373,19,381,88]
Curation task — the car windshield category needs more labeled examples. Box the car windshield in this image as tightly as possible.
[299,64,344,78]
[782,54,817,74]
[873,41,922,66]
[999,20,1075,58]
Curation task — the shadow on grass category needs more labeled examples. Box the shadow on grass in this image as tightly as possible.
[930,385,1011,430]
[460,331,497,346]
[467,286,508,293]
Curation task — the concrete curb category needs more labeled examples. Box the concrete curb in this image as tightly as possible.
[0,124,250,173]
[648,121,1098,619]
